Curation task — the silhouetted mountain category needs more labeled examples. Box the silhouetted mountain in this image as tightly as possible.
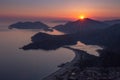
[21,23,120,67]
[9,21,53,31]
[104,19,120,25]
[88,23,120,48]
[22,23,120,51]
[66,23,120,67]
[53,18,109,33]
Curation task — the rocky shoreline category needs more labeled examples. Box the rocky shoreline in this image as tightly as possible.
[42,48,120,80]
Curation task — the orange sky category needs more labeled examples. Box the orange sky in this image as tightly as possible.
[0,0,120,20]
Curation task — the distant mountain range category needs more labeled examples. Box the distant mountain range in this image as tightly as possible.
[9,18,120,34]
[9,21,53,31]
[9,18,120,52]
[53,18,109,33]
[21,18,120,50]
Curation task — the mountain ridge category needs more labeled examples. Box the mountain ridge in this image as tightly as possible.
[53,18,109,33]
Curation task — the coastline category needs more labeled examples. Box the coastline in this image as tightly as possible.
[42,47,84,80]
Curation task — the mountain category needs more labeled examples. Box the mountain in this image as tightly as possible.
[22,23,120,51]
[104,19,120,25]
[64,23,120,67]
[94,23,120,48]
[9,21,53,31]
[53,18,109,33]
[21,22,120,51]
[76,23,120,49]
[92,24,120,67]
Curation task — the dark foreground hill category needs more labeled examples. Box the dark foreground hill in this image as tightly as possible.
[79,23,120,67]
[82,23,120,48]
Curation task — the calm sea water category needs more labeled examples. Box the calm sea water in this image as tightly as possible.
[0,24,74,80]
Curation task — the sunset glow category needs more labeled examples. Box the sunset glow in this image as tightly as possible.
[79,15,85,20]
[0,0,120,21]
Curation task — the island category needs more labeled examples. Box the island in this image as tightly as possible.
[9,21,53,31]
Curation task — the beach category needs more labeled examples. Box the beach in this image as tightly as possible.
[42,47,84,80]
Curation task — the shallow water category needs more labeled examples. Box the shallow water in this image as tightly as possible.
[70,41,103,56]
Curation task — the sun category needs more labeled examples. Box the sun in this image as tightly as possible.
[79,15,85,20]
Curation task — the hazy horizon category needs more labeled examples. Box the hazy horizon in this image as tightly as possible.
[0,17,120,28]
[0,0,120,22]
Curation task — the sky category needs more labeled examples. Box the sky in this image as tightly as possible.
[0,0,120,21]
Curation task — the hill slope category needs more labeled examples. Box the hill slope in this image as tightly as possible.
[53,18,109,33]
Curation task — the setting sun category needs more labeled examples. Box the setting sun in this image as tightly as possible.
[79,15,85,20]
